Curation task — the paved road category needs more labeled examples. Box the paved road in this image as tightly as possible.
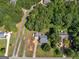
[9,57,72,59]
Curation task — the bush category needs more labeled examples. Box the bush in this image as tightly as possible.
[50,40,56,48]
[41,43,51,52]
[63,48,75,57]
[54,48,61,55]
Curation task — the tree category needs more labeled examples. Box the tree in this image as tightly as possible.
[67,1,79,52]
[0,0,22,31]
[63,48,74,57]
[25,4,53,32]
[16,0,40,9]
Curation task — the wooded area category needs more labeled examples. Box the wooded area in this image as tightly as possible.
[0,0,79,58]
[25,0,79,57]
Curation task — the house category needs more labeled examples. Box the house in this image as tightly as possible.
[10,0,17,5]
[33,32,41,40]
[59,31,68,40]
[43,0,51,4]
[39,35,48,44]
[0,32,6,38]
[33,32,48,44]
[0,57,9,59]
[65,0,74,1]
[59,31,69,48]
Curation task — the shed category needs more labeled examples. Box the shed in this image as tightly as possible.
[39,35,48,44]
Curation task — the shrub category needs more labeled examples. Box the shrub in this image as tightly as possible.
[41,43,51,52]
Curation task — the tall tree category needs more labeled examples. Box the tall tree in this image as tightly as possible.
[0,0,22,31]
[25,4,53,32]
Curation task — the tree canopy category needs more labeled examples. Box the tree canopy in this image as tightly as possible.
[25,0,79,53]
[0,0,22,31]
[16,0,40,9]
[25,4,53,32]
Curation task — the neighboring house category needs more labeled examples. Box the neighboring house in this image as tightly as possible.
[0,32,6,38]
[65,0,74,1]
[43,0,51,4]
[40,0,51,5]
[0,57,9,59]
[10,0,17,5]
[59,31,69,48]
[59,32,68,40]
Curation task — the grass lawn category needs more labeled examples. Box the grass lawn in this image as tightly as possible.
[0,39,6,56]
[16,0,40,9]
[0,33,17,56]
[36,46,63,57]
[8,32,17,56]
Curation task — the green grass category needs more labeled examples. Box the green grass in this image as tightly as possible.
[0,39,6,56]
[8,32,17,56]
[36,46,63,57]
[16,0,40,9]
[0,40,6,49]
[0,50,4,56]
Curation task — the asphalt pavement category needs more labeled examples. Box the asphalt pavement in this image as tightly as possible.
[9,57,72,59]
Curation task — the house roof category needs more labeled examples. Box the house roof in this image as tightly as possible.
[43,0,51,4]
[0,32,5,38]
[40,35,48,44]
[0,57,9,59]
[65,0,74,1]
[59,32,68,39]
[34,32,41,37]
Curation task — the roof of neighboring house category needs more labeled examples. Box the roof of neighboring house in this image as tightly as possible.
[0,32,5,38]
[0,57,9,59]
[43,0,51,4]
[59,32,68,39]
[65,0,74,1]
[40,35,48,44]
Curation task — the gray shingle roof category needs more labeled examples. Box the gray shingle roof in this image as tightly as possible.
[0,32,5,38]
[43,0,51,4]
[0,57,9,59]
[59,32,68,39]
[40,35,48,44]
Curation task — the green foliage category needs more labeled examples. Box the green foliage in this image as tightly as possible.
[53,48,63,57]
[0,0,22,31]
[25,4,53,32]
[63,48,75,57]
[41,43,51,52]
[54,48,61,55]
[16,0,40,9]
